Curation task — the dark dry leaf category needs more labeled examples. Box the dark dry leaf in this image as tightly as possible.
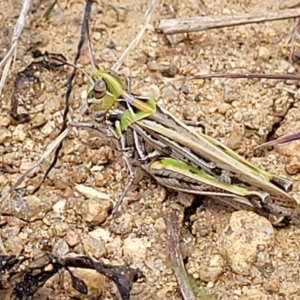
[65,266,88,295]
[13,254,63,299]
[64,256,143,300]
[0,253,141,300]
[0,255,23,274]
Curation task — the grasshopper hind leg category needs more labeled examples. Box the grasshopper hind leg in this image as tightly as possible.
[271,177,293,193]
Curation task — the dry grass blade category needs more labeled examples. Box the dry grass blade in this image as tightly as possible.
[0,0,156,202]
[157,8,300,34]
[166,210,213,300]
[111,0,156,72]
[255,131,300,149]
[0,0,32,96]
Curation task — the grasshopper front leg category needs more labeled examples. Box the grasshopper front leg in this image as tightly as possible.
[111,125,137,215]
[69,120,108,135]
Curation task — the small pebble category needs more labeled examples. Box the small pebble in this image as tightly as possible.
[233,111,243,122]
[41,121,55,136]
[199,254,224,283]
[52,199,67,214]
[72,165,89,184]
[43,211,64,226]
[161,85,177,99]
[198,225,210,237]
[82,236,106,259]
[107,40,116,49]
[52,222,69,237]
[258,46,270,61]
[123,237,148,261]
[166,33,187,45]
[0,116,11,127]
[12,124,27,141]
[110,213,133,235]
[80,199,112,226]
[180,85,189,95]
[0,127,11,144]
[292,50,300,64]
[219,211,274,274]
[285,155,300,175]
[66,229,81,247]
[154,218,166,232]
[264,281,279,293]
[52,238,69,257]
[161,65,178,77]
[224,85,238,103]
[30,113,46,128]
[13,195,52,222]
[194,93,201,102]
[218,103,231,115]
[4,236,24,255]
[183,102,198,120]
[92,32,101,40]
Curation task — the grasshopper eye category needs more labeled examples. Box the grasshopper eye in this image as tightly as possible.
[93,79,107,99]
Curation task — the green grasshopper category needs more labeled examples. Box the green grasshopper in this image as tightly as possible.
[74,70,299,223]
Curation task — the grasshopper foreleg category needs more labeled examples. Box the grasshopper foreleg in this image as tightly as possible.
[68,120,109,135]
[111,129,136,215]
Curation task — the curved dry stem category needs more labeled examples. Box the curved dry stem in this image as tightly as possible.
[111,0,156,72]
[0,0,32,96]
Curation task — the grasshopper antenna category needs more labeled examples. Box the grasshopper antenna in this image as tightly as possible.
[47,54,94,85]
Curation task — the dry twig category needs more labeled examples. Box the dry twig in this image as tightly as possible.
[157,8,300,34]
[0,0,32,96]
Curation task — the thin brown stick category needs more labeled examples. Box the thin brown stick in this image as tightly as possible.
[166,72,300,83]
[111,0,156,72]
[157,8,300,34]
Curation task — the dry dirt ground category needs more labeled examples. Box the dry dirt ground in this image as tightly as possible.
[1,0,300,299]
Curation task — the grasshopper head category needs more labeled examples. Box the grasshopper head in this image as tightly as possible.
[87,78,119,123]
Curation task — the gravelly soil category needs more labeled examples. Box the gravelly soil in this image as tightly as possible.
[1,0,300,299]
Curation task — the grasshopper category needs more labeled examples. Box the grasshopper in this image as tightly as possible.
[75,70,299,223]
